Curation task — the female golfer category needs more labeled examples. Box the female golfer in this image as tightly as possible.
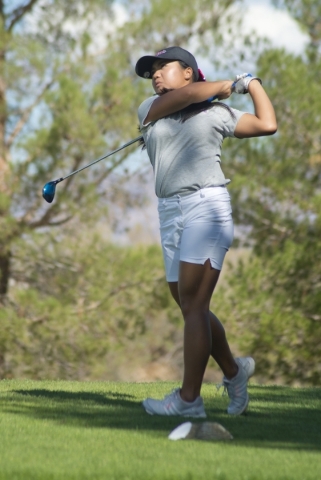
[135,46,277,417]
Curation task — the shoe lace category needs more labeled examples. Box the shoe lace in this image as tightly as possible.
[164,388,179,402]
[216,382,228,396]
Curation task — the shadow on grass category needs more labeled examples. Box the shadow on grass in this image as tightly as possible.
[206,385,321,451]
[1,385,320,451]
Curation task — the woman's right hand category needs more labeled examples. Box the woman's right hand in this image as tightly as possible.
[215,80,235,100]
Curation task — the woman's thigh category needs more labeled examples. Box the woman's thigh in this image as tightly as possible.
[178,260,221,312]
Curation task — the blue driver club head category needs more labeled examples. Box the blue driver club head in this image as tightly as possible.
[42,180,58,203]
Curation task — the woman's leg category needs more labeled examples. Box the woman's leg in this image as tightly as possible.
[168,265,238,402]
[208,311,238,379]
[177,259,214,402]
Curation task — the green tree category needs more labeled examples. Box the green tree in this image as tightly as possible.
[1,0,248,300]
[1,0,118,296]
[1,228,182,379]
[1,0,256,379]
[216,0,321,384]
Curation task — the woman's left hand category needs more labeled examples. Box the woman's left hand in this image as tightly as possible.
[233,73,262,94]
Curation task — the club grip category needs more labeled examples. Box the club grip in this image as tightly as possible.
[208,80,237,102]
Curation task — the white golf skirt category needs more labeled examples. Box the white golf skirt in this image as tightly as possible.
[157,187,234,282]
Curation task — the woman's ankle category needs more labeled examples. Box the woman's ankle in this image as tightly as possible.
[180,388,200,403]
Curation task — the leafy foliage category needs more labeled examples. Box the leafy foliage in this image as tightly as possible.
[0,0,251,380]
[1,0,320,385]
[1,229,182,379]
[0,0,246,296]
[218,1,321,384]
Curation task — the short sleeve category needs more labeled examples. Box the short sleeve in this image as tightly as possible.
[216,106,246,138]
[138,96,158,129]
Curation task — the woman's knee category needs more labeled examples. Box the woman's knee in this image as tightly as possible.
[180,297,210,320]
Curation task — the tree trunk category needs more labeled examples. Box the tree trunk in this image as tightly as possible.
[0,248,10,298]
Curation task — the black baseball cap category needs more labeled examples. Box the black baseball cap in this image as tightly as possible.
[135,46,205,81]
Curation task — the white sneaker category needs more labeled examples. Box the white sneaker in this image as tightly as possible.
[236,357,255,379]
[142,388,206,418]
[223,357,255,415]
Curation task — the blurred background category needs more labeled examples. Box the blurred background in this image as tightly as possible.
[1,0,320,385]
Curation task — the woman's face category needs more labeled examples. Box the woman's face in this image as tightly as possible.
[151,60,193,94]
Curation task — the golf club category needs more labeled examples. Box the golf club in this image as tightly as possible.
[42,135,143,203]
[42,80,242,204]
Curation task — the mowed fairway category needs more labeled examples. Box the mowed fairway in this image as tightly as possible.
[0,380,320,480]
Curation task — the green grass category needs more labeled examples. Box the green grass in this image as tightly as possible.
[0,380,320,480]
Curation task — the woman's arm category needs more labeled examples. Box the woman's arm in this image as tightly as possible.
[234,80,277,138]
[144,80,234,124]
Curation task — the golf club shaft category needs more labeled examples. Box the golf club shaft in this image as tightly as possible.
[53,82,237,184]
[56,81,238,183]
[60,135,143,183]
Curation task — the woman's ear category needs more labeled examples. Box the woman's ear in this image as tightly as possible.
[184,67,193,80]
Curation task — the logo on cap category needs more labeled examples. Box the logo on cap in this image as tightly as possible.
[143,72,150,78]
[156,50,167,56]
